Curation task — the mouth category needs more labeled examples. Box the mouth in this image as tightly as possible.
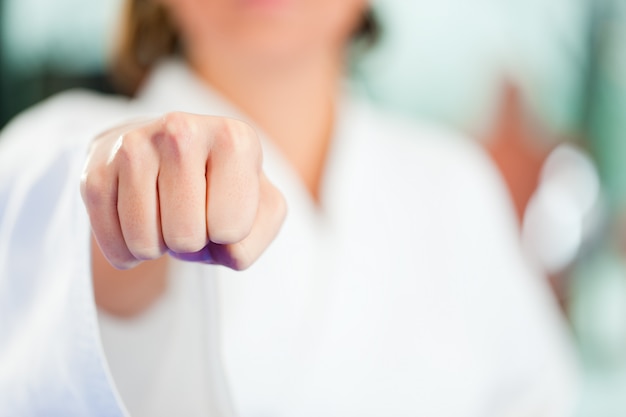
[238,0,293,14]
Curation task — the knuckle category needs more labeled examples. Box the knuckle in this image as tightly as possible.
[227,243,254,271]
[209,227,249,246]
[127,243,164,261]
[273,190,288,222]
[165,234,207,254]
[115,131,148,167]
[104,250,139,270]
[162,111,189,136]
[157,112,193,159]
[217,119,260,160]
[264,182,287,224]
[209,242,253,271]
[81,168,111,208]
[110,258,140,270]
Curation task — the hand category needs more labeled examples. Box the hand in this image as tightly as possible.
[81,112,286,270]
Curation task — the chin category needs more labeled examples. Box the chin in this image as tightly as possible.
[231,28,330,66]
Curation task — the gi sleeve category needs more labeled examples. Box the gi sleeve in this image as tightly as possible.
[0,91,132,417]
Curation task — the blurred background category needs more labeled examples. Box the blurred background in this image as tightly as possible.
[1,0,625,415]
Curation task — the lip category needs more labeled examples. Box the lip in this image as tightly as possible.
[238,0,292,13]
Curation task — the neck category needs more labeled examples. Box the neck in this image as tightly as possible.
[190,48,343,202]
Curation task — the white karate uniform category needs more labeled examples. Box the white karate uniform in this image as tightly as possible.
[0,60,579,417]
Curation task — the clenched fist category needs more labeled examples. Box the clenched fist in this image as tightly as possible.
[81,112,286,271]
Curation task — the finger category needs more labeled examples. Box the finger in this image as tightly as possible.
[156,113,209,253]
[116,130,166,260]
[207,119,262,244]
[81,161,138,269]
[170,173,286,270]
[210,174,286,270]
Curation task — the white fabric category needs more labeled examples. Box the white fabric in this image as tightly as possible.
[0,60,579,417]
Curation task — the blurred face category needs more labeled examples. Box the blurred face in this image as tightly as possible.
[161,0,368,66]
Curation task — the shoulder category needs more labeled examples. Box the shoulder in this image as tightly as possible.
[1,89,130,145]
[0,90,131,178]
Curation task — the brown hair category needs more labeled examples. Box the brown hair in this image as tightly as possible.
[110,0,380,95]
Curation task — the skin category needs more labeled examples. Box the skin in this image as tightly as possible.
[82,0,368,317]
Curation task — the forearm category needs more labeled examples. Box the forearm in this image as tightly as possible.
[91,234,168,318]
